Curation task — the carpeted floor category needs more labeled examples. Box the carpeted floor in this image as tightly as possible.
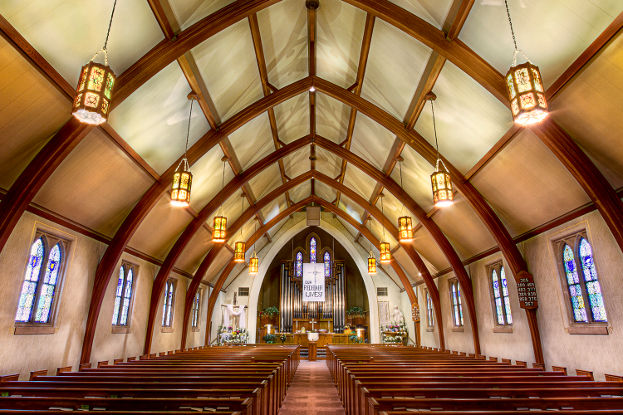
[278,360,346,415]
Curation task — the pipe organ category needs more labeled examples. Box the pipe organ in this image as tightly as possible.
[279,260,346,333]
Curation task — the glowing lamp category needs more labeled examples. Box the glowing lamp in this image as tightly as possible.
[248,253,259,275]
[212,216,227,242]
[170,158,192,207]
[234,241,245,263]
[506,61,548,126]
[368,252,377,275]
[398,216,414,242]
[431,159,454,207]
[72,61,115,125]
[379,242,391,264]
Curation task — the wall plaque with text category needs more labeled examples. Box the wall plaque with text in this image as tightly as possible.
[517,271,538,309]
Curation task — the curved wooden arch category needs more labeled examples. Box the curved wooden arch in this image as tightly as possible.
[178,171,445,350]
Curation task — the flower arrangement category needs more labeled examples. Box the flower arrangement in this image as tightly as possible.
[348,334,365,344]
[383,335,403,344]
[279,333,287,343]
[383,320,408,333]
[217,325,248,345]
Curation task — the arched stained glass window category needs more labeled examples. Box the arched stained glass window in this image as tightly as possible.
[295,251,303,277]
[450,280,463,327]
[490,264,512,326]
[323,251,331,278]
[120,268,133,325]
[309,237,317,262]
[563,244,588,323]
[15,238,45,322]
[162,280,176,327]
[112,266,124,325]
[426,291,434,327]
[112,263,136,327]
[578,238,607,322]
[191,291,201,328]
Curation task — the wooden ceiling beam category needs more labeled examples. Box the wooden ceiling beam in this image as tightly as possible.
[248,13,293,208]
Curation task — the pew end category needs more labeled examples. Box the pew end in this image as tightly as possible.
[0,374,19,382]
[55,366,71,375]
[552,365,567,375]
[606,374,623,382]
[29,369,47,380]
[577,369,594,380]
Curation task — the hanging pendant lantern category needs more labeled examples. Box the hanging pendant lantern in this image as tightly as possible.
[171,159,193,207]
[248,252,259,275]
[234,241,246,262]
[171,97,196,207]
[72,0,118,125]
[398,216,414,242]
[379,242,391,264]
[212,216,227,243]
[504,0,548,126]
[368,251,377,275]
[431,159,454,207]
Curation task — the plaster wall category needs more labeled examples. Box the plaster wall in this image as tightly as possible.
[416,284,440,348]
[149,273,187,353]
[437,273,475,354]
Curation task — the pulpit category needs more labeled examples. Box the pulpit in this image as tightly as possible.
[308,332,319,361]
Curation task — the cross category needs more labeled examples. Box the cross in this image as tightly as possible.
[310,319,317,331]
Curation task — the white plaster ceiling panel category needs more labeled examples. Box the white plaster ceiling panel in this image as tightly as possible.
[343,167,376,202]
[410,228,450,271]
[260,197,286,224]
[273,93,310,143]
[267,216,290,238]
[338,194,365,224]
[129,194,194,260]
[282,146,310,179]
[227,113,274,170]
[550,32,623,189]
[33,128,154,237]
[414,61,512,173]
[369,217,398,246]
[459,0,622,88]
[389,145,435,211]
[315,180,336,204]
[315,146,342,179]
[374,192,405,232]
[316,92,351,142]
[248,163,283,200]
[393,246,423,283]
[334,216,358,240]
[431,194,497,259]
[361,19,432,120]
[350,113,395,171]
[317,0,367,88]
[0,37,70,189]
[187,146,230,212]
[0,0,163,85]
[192,20,265,121]
[109,62,210,174]
[204,248,234,284]
[169,0,236,30]
[289,181,311,203]
[175,228,212,274]
[388,0,454,29]
[257,0,308,89]
[471,129,591,236]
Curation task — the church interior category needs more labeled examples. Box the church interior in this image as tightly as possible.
[0,0,622,413]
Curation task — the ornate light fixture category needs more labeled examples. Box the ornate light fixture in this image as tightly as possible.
[171,96,196,207]
[396,156,414,242]
[248,223,259,275]
[504,0,548,126]
[428,95,454,208]
[72,0,118,125]
[379,194,392,264]
[233,194,246,262]
[212,158,228,243]
[368,251,377,275]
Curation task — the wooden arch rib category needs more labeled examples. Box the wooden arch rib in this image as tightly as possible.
[177,171,444,350]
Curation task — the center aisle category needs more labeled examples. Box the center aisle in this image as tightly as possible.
[279,360,345,415]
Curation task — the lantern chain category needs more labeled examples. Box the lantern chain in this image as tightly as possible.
[103,0,118,52]
[184,99,194,159]
[381,194,386,242]
[430,100,440,162]
[504,0,519,52]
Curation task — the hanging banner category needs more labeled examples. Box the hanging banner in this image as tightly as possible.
[303,263,325,302]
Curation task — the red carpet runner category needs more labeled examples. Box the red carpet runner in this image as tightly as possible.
[278,360,345,415]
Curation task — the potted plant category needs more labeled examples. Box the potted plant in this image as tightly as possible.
[260,306,279,326]
[263,333,276,344]
[346,306,366,326]
[279,333,287,344]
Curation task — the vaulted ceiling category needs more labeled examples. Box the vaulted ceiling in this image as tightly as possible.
[0,0,621,288]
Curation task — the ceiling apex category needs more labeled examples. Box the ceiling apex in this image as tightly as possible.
[306,0,319,10]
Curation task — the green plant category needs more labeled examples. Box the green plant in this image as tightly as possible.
[349,334,364,344]
[279,333,287,343]
[346,306,365,315]
[261,306,279,316]
[263,333,276,344]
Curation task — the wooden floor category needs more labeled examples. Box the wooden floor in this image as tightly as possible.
[278,360,345,415]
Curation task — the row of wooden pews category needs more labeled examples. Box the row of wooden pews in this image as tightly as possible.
[327,344,623,415]
[0,345,299,414]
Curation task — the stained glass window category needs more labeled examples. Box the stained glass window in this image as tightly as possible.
[578,239,607,323]
[15,238,45,322]
[120,268,133,326]
[563,244,588,323]
[295,251,303,277]
[191,291,201,328]
[491,265,512,326]
[450,281,463,327]
[162,280,176,327]
[112,267,124,325]
[323,251,331,278]
[309,237,317,262]
[112,263,136,327]
[426,291,434,327]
